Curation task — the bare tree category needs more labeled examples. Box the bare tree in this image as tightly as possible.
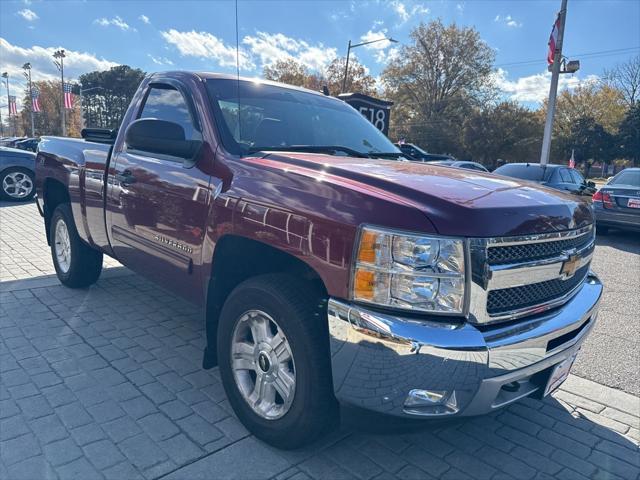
[603,55,640,107]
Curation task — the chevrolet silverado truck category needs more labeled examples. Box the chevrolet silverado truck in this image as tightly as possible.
[36,72,602,449]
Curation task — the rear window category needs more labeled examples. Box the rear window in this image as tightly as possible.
[494,164,546,181]
[611,170,640,187]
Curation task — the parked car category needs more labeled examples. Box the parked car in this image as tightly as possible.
[0,146,36,201]
[592,168,640,234]
[394,142,455,162]
[493,163,596,197]
[0,137,28,148]
[15,137,40,152]
[36,72,602,449]
[431,159,489,172]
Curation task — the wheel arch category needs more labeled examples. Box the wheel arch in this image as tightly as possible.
[42,178,71,245]
[203,234,329,368]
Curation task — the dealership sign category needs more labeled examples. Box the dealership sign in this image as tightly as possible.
[338,93,394,136]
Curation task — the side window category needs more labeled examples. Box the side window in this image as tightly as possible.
[558,169,572,183]
[569,169,584,184]
[139,86,198,140]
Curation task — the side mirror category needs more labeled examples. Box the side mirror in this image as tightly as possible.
[125,118,202,162]
[587,181,596,188]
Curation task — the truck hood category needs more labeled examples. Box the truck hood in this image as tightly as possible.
[248,152,593,237]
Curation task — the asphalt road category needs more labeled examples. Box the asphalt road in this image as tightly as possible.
[573,229,640,396]
[1,200,639,395]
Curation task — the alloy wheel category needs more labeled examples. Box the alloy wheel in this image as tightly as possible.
[231,310,296,420]
[2,171,33,199]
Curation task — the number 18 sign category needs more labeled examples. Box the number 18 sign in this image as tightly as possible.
[338,93,394,137]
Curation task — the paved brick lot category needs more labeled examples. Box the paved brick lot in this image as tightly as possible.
[1,200,639,480]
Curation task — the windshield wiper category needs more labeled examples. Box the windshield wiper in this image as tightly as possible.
[247,145,369,158]
[367,152,405,160]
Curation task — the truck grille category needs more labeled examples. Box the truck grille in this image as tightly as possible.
[486,264,590,315]
[487,233,593,265]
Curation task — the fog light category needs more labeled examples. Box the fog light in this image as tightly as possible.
[403,389,459,416]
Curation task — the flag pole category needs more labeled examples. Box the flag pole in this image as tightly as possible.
[540,0,568,166]
[23,63,35,137]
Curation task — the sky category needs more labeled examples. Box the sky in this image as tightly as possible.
[1,0,639,119]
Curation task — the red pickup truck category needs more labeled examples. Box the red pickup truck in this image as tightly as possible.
[36,71,602,448]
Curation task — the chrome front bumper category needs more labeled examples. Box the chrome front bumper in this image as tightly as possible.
[328,272,602,417]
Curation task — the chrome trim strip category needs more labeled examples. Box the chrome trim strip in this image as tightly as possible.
[489,243,594,290]
[483,224,593,247]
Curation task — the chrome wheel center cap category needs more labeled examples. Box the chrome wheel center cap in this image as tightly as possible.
[257,351,271,373]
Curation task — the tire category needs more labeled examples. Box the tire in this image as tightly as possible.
[0,167,35,201]
[50,204,103,288]
[217,274,337,449]
[596,225,609,235]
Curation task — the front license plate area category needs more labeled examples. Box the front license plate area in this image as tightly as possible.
[544,351,579,397]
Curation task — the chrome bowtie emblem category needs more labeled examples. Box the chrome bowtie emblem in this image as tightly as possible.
[560,250,580,280]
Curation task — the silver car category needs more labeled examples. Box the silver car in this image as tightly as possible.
[0,146,36,201]
[593,168,640,234]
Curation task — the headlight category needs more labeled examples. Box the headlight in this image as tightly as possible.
[352,226,466,314]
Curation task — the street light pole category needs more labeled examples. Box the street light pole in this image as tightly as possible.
[341,36,398,93]
[53,49,66,136]
[22,63,35,137]
[1,73,14,137]
[540,0,568,166]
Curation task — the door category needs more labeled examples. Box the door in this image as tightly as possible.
[107,82,212,302]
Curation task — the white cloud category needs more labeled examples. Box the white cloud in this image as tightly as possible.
[391,1,429,24]
[161,29,253,70]
[139,15,150,25]
[494,68,600,103]
[148,54,173,66]
[17,8,38,21]
[94,16,135,31]
[0,37,119,113]
[456,3,464,13]
[243,32,337,71]
[494,14,522,28]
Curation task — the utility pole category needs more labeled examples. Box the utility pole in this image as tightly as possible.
[22,63,35,137]
[1,72,14,137]
[53,49,66,136]
[540,0,568,166]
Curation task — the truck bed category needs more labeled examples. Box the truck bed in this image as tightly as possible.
[37,136,114,254]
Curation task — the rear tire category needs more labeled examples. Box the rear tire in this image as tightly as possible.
[0,167,35,201]
[50,204,103,288]
[217,274,337,449]
[596,225,609,235]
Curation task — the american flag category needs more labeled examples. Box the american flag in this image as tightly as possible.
[547,13,561,65]
[31,86,41,113]
[8,95,17,115]
[63,82,75,109]
[569,149,575,169]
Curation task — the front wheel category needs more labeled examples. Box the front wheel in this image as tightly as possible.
[50,204,103,288]
[217,274,337,449]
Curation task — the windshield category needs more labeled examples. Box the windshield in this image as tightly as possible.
[206,79,400,157]
[610,170,640,187]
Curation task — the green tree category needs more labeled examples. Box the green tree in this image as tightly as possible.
[382,19,496,155]
[462,102,542,168]
[569,117,615,175]
[19,80,83,137]
[617,103,640,166]
[79,65,146,129]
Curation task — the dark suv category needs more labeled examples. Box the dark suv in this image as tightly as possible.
[494,163,596,197]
